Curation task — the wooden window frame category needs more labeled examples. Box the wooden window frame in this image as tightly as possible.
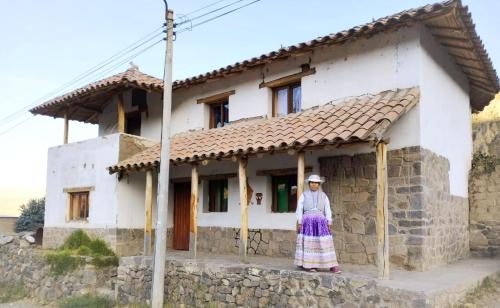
[272,82,301,117]
[271,174,298,213]
[208,179,228,212]
[66,191,90,222]
[209,100,229,129]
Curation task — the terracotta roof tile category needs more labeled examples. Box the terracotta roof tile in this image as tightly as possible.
[109,87,419,173]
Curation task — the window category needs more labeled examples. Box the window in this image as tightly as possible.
[210,100,229,128]
[68,191,89,221]
[273,83,301,117]
[208,179,228,212]
[125,111,141,135]
[272,174,297,213]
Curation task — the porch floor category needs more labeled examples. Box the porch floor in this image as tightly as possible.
[163,249,500,304]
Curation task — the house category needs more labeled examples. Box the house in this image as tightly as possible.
[30,0,498,274]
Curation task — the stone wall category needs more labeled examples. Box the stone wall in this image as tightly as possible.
[470,120,500,257]
[116,256,424,307]
[197,227,296,258]
[0,235,116,302]
[319,146,468,271]
[43,227,173,256]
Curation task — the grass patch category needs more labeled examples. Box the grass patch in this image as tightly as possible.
[58,294,113,308]
[0,281,27,303]
[46,229,118,275]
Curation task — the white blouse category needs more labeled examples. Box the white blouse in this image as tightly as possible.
[295,191,333,225]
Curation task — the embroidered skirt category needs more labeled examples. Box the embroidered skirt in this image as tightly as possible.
[294,213,338,269]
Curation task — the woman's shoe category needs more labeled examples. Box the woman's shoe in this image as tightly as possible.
[330,266,342,274]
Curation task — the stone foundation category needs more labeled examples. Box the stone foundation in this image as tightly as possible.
[43,227,173,256]
[0,236,116,302]
[197,227,296,258]
[319,146,469,271]
[116,256,421,307]
[470,120,500,257]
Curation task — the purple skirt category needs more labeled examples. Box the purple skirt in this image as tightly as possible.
[294,213,338,269]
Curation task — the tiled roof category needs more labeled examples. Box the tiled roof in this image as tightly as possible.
[29,67,163,123]
[171,0,498,110]
[31,0,498,119]
[108,87,419,173]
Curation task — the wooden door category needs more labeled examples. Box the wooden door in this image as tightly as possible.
[173,182,191,250]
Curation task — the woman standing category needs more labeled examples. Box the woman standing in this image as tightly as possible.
[294,174,341,273]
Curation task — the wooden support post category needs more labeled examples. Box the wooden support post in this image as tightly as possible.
[189,164,198,259]
[117,94,125,133]
[238,157,248,262]
[376,141,390,279]
[63,111,69,144]
[297,151,305,199]
[143,170,153,256]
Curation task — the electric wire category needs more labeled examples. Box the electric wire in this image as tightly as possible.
[174,0,246,27]
[176,0,261,34]
[1,26,165,125]
[0,0,263,136]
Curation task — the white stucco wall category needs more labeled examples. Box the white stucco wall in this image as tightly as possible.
[116,172,159,229]
[168,27,421,136]
[418,26,471,197]
[44,134,121,229]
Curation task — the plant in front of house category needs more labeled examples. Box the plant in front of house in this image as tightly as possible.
[14,197,45,233]
[46,229,118,275]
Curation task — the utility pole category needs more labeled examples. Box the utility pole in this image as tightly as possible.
[151,3,173,307]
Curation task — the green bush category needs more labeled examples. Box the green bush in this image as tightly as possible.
[58,294,113,308]
[61,229,92,250]
[46,230,118,275]
[87,239,115,256]
[91,255,119,268]
[46,250,84,276]
[14,198,45,233]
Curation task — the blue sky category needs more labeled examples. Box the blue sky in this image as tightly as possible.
[0,0,498,215]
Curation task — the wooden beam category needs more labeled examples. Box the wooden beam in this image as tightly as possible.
[189,164,199,259]
[63,186,95,193]
[117,94,125,133]
[144,170,153,256]
[432,34,470,43]
[170,173,237,183]
[297,152,305,200]
[259,67,316,88]
[440,43,474,51]
[238,157,248,262]
[376,142,389,279]
[197,90,236,104]
[63,111,69,144]
[256,166,313,177]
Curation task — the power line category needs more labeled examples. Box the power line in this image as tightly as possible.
[176,0,261,34]
[1,26,166,125]
[174,0,246,27]
[0,116,35,137]
[0,0,264,137]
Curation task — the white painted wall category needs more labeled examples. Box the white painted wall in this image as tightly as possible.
[116,171,159,229]
[418,26,471,197]
[44,134,121,229]
[168,27,421,135]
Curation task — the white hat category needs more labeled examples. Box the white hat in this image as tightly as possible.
[306,174,324,183]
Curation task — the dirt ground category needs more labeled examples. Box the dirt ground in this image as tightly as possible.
[456,277,500,308]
